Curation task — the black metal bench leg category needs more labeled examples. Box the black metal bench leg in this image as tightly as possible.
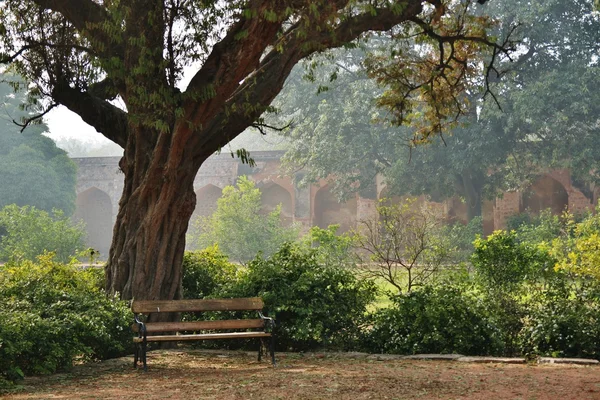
[258,338,264,362]
[270,335,276,367]
[133,343,139,368]
[142,337,148,372]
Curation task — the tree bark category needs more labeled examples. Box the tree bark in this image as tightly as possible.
[105,125,204,305]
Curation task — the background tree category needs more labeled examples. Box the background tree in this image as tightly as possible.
[277,0,600,220]
[0,74,76,214]
[354,198,453,294]
[188,176,299,262]
[0,204,85,263]
[0,0,508,303]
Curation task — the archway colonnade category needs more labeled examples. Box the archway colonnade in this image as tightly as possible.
[72,154,597,259]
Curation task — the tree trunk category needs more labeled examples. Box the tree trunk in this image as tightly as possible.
[461,170,484,221]
[105,125,204,308]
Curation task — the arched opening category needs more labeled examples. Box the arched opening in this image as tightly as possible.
[73,187,112,260]
[260,182,293,226]
[447,197,469,225]
[522,175,569,215]
[193,185,222,219]
[313,185,357,233]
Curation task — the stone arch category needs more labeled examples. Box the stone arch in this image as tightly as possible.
[522,175,569,215]
[313,185,357,233]
[193,184,222,219]
[73,187,113,260]
[447,197,469,225]
[260,182,294,226]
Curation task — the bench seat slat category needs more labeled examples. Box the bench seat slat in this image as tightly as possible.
[133,331,271,343]
[132,319,265,333]
[132,297,264,313]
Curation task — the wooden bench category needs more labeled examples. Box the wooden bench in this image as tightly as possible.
[131,297,275,370]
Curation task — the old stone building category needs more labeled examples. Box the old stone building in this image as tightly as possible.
[72,152,598,259]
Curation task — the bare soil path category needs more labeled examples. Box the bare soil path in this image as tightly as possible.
[3,350,600,400]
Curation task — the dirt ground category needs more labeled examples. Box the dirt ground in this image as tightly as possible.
[3,349,600,400]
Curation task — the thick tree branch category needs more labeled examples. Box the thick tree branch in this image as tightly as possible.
[185,0,284,112]
[195,2,425,158]
[52,81,129,147]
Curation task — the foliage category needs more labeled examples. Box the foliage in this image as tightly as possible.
[181,245,237,299]
[441,216,483,264]
[518,285,600,359]
[188,176,299,262]
[551,210,600,280]
[508,209,564,245]
[225,242,376,351]
[299,225,356,268]
[0,0,515,299]
[0,255,132,386]
[471,230,554,293]
[354,198,454,294]
[0,204,85,263]
[364,286,503,356]
[277,0,600,221]
[0,74,77,215]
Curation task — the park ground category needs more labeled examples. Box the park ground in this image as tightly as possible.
[2,349,600,400]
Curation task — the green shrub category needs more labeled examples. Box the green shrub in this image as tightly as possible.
[182,245,238,299]
[364,286,503,355]
[471,230,554,292]
[518,286,600,359]
[0,204,85,263]
[225,242,377,351]
[441,216,483,263]
[0,255,132,385]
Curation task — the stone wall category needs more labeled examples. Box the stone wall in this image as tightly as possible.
[73,153,598,257]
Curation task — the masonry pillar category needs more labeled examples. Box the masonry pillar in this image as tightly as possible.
[294,173,311,230]
[494,191,521,230]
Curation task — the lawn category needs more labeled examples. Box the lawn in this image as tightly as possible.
[3,349,600,400]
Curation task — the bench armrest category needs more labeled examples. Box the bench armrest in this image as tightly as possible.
[258,311,276,330]
[134,314,147,338]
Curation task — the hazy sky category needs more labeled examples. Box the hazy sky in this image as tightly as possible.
[45,106,106,143]
[44,66,198,144]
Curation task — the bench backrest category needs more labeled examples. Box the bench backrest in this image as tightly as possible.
[131,297,264,314]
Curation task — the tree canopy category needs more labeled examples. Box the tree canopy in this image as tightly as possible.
[276,0,600,220]
[0,74,77,214]
[0,0,511,302]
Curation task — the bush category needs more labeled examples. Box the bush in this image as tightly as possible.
[225,242,377,351]
[441,216,483,264]
[519,287,600,359]
[471,230,554,292]
[0,204,85,263]
[182,245,238,299]
[364,286,503,355]
[0,255,132,386]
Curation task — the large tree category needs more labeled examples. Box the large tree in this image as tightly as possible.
[278,0,600,221]
[0,0,508,305]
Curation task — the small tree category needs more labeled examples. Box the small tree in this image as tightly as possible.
[0,204,85,263]
[300,225,355,268]
[353,198,453,294]
[551,209,600,282]
[188,176,299,262]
